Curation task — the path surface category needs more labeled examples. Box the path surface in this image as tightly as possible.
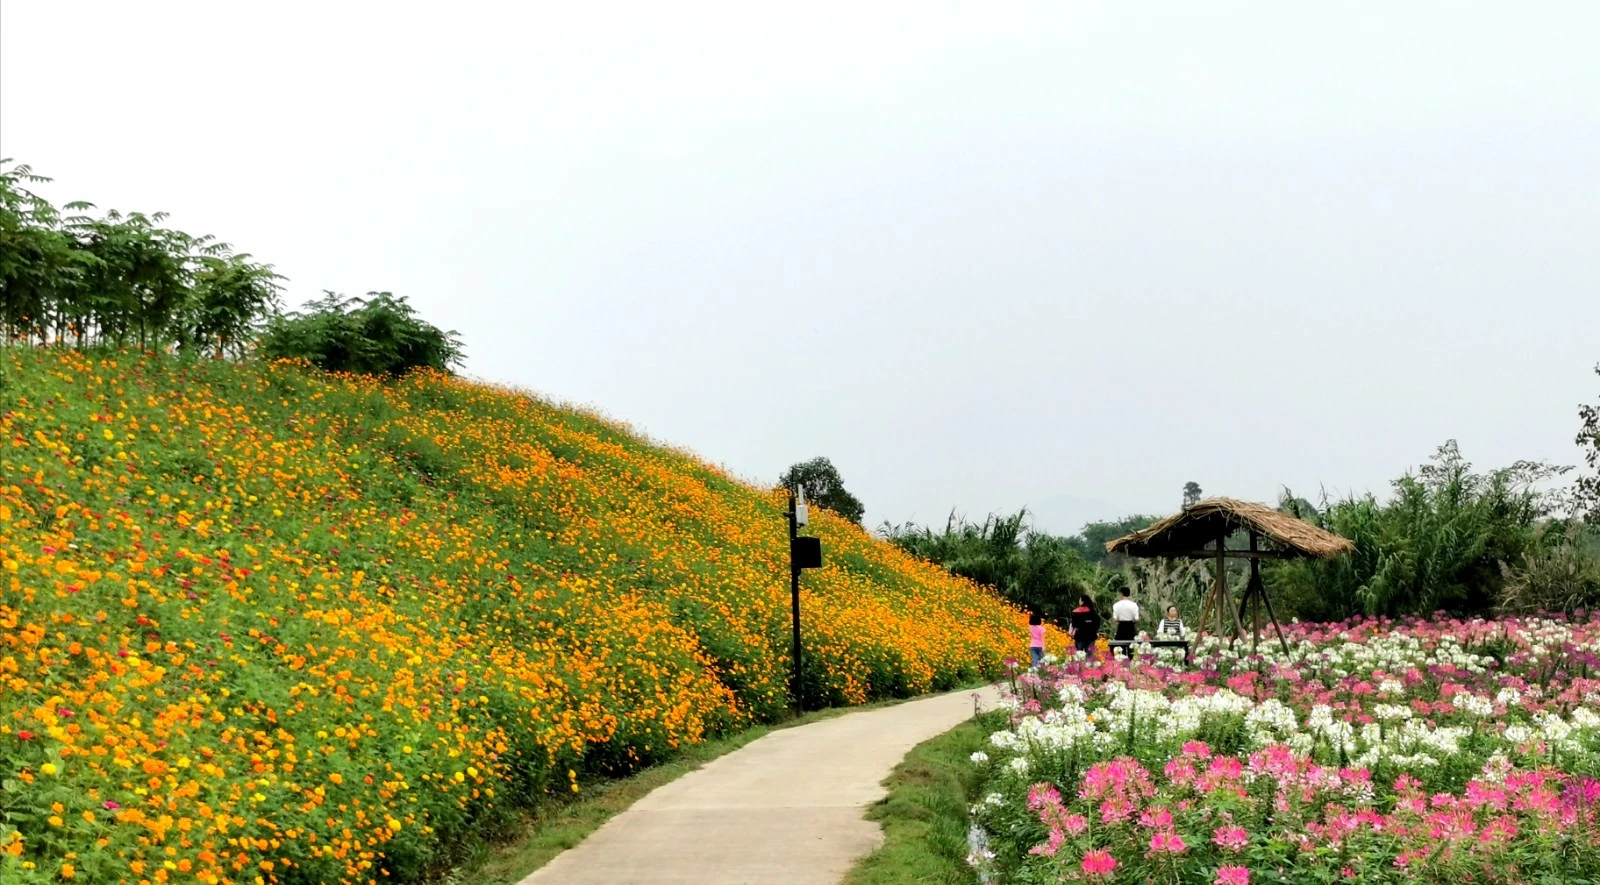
[519,684,1003,885]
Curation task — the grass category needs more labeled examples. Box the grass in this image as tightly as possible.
[844,710,1004,885]
[445,694,944,884]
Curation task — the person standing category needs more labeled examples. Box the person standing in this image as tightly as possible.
[1069,594,1101,657]
[1112,587,1140,643]
[1028,612,1046,667]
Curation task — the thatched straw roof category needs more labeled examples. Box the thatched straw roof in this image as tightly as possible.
[1106,497,1355,559]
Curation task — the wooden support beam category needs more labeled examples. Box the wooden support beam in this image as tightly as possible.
[1152,549,1301,560]
[1221,531,1247,643]
[1259,568,1292,657]
[1249,532,1261,656]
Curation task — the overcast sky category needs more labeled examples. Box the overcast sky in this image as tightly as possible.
[4,1,1597,533]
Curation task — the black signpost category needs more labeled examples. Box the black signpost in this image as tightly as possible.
[787,488,822,711]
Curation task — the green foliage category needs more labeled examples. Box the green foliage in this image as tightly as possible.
[1579,364,1600,524]
[257,291,464,376]
[1497,523,1600,615]
[0,159,282,353]
[1065,514,1160,565]
[778,456,866,524]
[1182,481,1203,508]
[1267,441,1569,619]
[883,510,1097,622]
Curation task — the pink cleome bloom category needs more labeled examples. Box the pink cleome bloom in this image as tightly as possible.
[1212,825,1249,852]
[1216,866,1250,885]
[1081,849,1117,876]
[1149,830,1187,854]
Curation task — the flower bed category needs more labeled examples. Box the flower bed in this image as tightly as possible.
[969,616,1600,883]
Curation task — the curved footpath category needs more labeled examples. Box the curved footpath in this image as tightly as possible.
[519,684,1003,885]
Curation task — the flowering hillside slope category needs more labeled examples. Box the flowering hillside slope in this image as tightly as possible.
[0,349,1047,884]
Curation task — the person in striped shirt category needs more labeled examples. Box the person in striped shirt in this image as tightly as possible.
[1157,605,1186,639]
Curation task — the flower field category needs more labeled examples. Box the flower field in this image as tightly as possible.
[0,348,1051,884]
[971,617,1600,883]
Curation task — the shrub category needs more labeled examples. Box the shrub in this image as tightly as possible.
[256,291,463,376]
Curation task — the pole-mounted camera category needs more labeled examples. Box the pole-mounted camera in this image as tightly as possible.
[787,485,822,711]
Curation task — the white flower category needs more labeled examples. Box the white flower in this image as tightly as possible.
[969,751,989,764]
[1455,693,1494,718]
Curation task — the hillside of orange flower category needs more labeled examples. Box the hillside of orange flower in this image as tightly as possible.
[0,349,1052,885]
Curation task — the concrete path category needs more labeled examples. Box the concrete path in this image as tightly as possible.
[519,684,1003,885]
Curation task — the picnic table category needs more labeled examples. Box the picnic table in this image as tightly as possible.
[1107,638,1191,663]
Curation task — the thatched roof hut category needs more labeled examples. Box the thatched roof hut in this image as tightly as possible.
[1106,497,1354,560]
[1104,498,1352,653]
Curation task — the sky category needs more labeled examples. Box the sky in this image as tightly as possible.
[3,1,1597,534]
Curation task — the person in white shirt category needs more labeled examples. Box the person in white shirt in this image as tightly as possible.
[1111,588,1140,643]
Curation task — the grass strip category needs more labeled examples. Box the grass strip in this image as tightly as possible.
[845,710,1003,885]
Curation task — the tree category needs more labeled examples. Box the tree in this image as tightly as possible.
[1,158,272,353]
[257,292,464,376]
[1579,364,1600,524]
[0,161,85,345]
[883,509,1095,621]
[1265,442,1566,619]
[1182,482,1203,508]
[778,457,865,524]
[1069,514,1161,565]
[182,253,284,357]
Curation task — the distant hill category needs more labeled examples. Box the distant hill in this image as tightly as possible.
[1024,493,1130,537]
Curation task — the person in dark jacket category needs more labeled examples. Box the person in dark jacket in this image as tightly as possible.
[1068,594,1101,657]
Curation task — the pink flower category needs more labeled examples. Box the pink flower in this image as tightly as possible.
[1138,806,1174,829]
[1149,831,1187,853]
[102,800,119,811]
[1081,849,1117,876]
[1216,867,1250,885]
[1027,782,1063,811]
[1212,825,1249,852]
[1029,829,1066,857]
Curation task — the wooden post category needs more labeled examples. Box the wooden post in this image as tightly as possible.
[1198,543,1217,639]
[1259,567,1292,657]
[1220,531,1247,643]
[1249,532,1261,656]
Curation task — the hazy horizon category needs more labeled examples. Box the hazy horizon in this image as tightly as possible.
[4,1,1596,531]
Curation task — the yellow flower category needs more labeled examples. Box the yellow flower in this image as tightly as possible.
[40,762,57,776]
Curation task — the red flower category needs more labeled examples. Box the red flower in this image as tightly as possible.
[16,730,34,740]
